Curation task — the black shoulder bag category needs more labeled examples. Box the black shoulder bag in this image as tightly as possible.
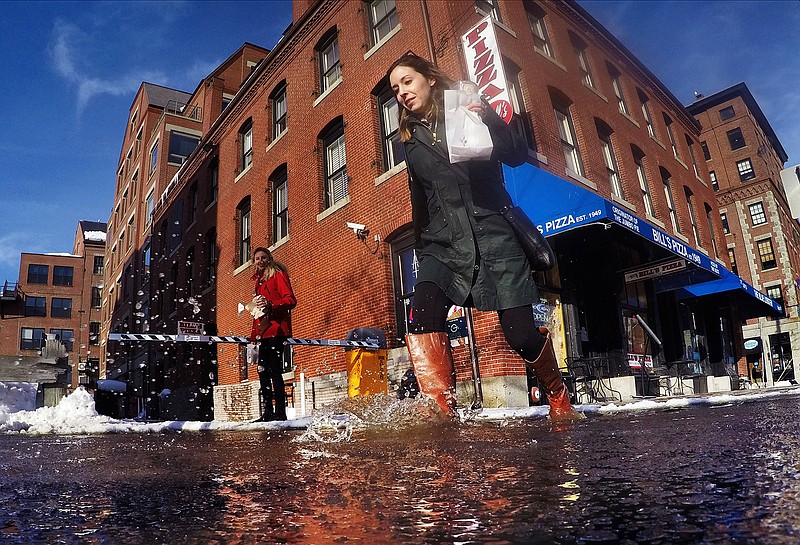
[411,140,555,271]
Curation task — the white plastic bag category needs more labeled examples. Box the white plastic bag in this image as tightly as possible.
[443,89,493,163]
[246,342,259,365]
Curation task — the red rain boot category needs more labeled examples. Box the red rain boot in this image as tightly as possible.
[529,327,584,422]
[405,332,457,417]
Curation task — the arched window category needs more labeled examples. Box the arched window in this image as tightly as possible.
[237,197,251,267]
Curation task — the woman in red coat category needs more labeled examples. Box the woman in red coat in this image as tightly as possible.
[250,247,296,421]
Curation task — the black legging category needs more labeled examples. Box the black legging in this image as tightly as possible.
[411,281,546,361]
[258,337,286,417]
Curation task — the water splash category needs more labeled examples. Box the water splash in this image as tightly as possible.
[295,393,450,443]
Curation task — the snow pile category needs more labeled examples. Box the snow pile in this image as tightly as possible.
[0,387,119,434]
[84,230,107,242]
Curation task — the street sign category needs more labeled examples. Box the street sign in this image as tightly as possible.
[178,321,204,335]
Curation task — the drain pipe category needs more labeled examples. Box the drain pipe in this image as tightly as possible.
[465,307,483,409]
[420,0,436,63]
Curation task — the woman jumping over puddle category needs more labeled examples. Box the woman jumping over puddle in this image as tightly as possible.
[387,52,581,422]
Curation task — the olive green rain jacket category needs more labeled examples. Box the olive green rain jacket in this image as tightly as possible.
[404,105,538,311]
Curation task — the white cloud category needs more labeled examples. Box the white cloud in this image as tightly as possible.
[0,231,38,278]
[49,19,167,114]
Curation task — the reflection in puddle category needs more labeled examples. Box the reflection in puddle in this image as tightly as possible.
[2,394,800,543]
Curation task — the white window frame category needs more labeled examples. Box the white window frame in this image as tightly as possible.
[555,107,583,177]
[369,0,398,45]
[663,175,680,233]
[635,155,654,217]
[324,130,348,209]
[600,135,624,200]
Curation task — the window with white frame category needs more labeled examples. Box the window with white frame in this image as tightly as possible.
[368,0,398,45]
[146,190,154,225]
[686,135,700,177]
[600,132,624,200]
[684,187,700,246]
[318,31,341,93]
[476,0,502,21]
[639,91,655,138]
[664,115,679,159]
[506,64,536,150]
[322,120,348,209]
[526,4,553,58]
[555,105,583,176]
[149,141,159,176]
[127,216,134,249]
[574,43,594,88]
[721,212,730,234]
[240,119,253,172]
[93,255,104,275]
[270,81,287,139]
[737,158,755,181]
[766,285,784,310]
[376,84,403,171]
[710,170,718,191]
[238,197,251,267]
[271,166,289,243]
[749,202,767,226]
[633,148,654,217]
[662,169,680,233]
[608,66,628,115]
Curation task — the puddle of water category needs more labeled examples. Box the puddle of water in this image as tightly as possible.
[2,393,800,543]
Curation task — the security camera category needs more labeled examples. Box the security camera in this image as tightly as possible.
[346,222,369,240]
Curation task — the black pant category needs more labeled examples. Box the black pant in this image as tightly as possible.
[258,337,287,418]
[411,281,546,361]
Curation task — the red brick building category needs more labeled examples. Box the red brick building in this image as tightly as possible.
[103,0,780,420]
[0,221,106,398]
[688,83,798,385]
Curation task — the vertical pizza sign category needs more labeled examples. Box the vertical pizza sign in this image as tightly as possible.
[461,16,513,124]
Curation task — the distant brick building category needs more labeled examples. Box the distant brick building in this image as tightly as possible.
[101,45,269,420]
[0,221,106,398]
[688,83,798,384]
[103,0,781,420]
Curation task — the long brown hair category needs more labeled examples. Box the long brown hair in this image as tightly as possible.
[386,52,455,142]
[253,247,288,279]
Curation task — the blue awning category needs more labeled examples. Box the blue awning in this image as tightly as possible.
[502,163,782,317]
[676,266,783,317]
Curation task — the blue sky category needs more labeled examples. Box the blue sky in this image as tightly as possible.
[1,1,798,286]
